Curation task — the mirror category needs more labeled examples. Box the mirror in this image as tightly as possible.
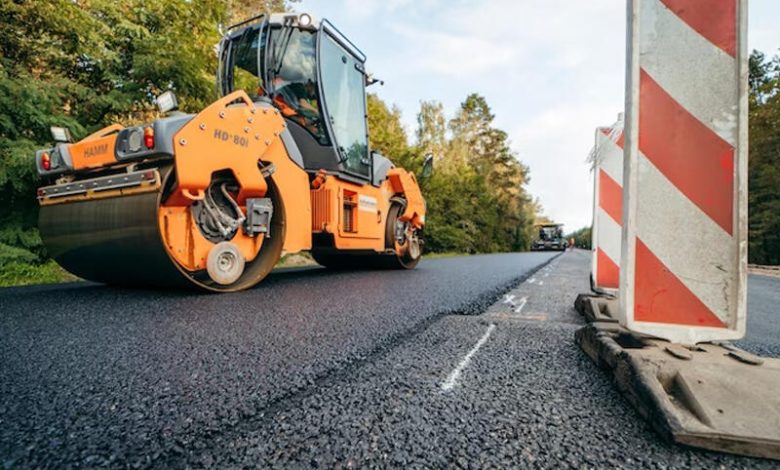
[155,91,179,114]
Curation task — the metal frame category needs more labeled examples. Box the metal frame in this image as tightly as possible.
[219,15,375,184]
[316,20,372,183]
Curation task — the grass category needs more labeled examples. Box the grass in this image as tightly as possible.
[0,260,79,288]
[276,252,318,268]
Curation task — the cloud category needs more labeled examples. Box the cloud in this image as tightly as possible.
[340,0,417,21]
[391,25,517,78]
[513,103,619,230]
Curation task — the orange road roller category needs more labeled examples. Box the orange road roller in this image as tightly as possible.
[34,13,430,292]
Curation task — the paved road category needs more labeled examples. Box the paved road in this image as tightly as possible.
[1,252,777,468]
[737,274,780,357]
[1,253,556,468]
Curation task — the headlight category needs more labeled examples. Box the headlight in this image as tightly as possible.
[50,126,73,143]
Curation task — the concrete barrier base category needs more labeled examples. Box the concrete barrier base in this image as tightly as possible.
[576,322,780,460]
[574,293,619,323]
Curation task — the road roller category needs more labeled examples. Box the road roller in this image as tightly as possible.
[34,12,429,292]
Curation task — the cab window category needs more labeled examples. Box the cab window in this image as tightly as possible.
[269,28,329,145]
[225,26,265,98]
[319,34,370,178]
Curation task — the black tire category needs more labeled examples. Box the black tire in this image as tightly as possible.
[381,202,421,270]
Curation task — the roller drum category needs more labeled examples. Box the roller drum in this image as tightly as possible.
[39,179,190,289]
[38,166,285,292]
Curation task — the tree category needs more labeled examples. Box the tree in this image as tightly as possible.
[227,0,300,24]
[567,226,592,250]
[748,49,780,265]
[417,94,536,253]
[415,100,447,163]
[366,93,418,171]
[446,94,534,251]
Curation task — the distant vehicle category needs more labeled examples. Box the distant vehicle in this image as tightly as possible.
[531,224,566,251]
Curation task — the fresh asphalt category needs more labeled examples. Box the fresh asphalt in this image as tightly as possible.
[737,273,780,357]
[1,251,778,468]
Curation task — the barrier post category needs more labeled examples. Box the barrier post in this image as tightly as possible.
[590,115,624,296]
[620,0,748,344]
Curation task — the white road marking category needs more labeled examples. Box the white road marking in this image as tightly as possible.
[440,324,496,392]
[528,278,537,284]
[513,296,528,314]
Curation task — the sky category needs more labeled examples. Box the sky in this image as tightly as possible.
[296,0,779,231]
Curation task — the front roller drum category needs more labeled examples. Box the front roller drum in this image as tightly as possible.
[39,167,285,292]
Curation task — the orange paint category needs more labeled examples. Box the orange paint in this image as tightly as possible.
[387,169,426,228]
[634,238,726,327]
[639,69,734,235]
[660,0,737,57]
[598,169,623,226]
[596,248,620,289]
[68,133,119,170]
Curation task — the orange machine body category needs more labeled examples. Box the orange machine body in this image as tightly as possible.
[38,91,425,276]
[157,91,313,272]
[67,125,123,170]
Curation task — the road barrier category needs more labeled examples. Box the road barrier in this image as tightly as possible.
[620,0,748,344]
[575,1,780,459]
[590,115,624,295]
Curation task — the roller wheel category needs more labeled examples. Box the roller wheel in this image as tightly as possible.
[311,201,422,270]
[372,204,422,269]
[381,202,421,269]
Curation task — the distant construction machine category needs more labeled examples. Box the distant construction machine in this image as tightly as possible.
[34,12,430,292]
[531,223,567,251]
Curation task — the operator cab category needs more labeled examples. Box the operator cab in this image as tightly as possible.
[218,13,380,183]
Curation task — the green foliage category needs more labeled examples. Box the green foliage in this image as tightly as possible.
[748,50,780,265]
[366,94,420,171]
[368,93,537,254]
[0,260,77,287]
[567,226,592,250]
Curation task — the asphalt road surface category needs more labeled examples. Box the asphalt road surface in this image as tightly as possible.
[737,273,780,357]
[1,252,778,468]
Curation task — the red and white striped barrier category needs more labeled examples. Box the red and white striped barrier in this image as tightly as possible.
[591,116,624,295]
[620,0,748,344]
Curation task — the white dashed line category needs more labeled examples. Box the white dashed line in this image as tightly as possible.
[440,324,496,391]
[513,296,528,314]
